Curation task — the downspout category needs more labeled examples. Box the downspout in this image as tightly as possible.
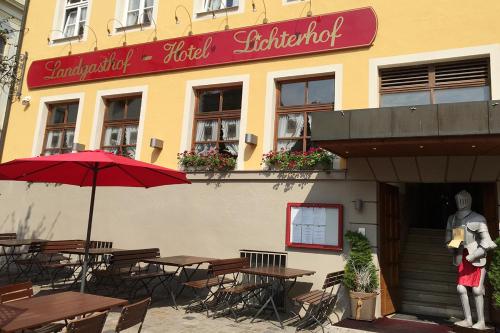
[0,0,30,162]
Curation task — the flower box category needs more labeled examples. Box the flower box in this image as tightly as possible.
[261,148,335,171]
[177,150,236,172]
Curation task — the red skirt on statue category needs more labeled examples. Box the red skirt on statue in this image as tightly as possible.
[457,249,482,287]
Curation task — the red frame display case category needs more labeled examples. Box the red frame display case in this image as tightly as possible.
[285,202,343,251]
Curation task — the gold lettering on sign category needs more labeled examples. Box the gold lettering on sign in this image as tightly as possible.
[163,37,212,64]
[43,49,134,81]
[233,17,344,54]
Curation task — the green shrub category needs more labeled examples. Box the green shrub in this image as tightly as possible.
[343,231,379,293]
[491,237,500,307]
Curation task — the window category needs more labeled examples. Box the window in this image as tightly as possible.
[0,36,5,56]
[201,0,239,12]
[275,76,335,152]
[101,95,142,158]
[380,58,490,107]
[42,102,79,156]
[192,86,242,156]
[125,0,154,27]
[62,0,88,38]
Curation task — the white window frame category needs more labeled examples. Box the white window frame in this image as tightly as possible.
[91,86,148,160]
[50,0,92,44]
[263,65,343,157]
[62,0,88,38]
[180,75,250,171]
[32,93,85,157]
[123,0,154,27]
[193,0,244,21]
[111,0,158,34]
[368,44,500,108]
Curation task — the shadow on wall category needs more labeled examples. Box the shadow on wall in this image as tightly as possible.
[0,203,60,240]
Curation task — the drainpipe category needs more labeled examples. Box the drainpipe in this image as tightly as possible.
[0,0,30,162]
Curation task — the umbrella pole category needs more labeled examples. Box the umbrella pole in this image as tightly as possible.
[80,165,98,293]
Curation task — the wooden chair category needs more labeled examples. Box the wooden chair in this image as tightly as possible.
[291,271,344,333]
[89,241,113,249]
[115,298,151,333]
[0,281,65,333]
[92,249,176,303]
[66,311,108,333]
[211,258,269,322]
[0,232,16,240]
[184,258,247,316]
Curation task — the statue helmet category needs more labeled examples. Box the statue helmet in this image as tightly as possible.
[455,190,472,211]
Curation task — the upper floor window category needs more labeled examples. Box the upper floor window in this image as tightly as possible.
[380,58,491,107]
[125,0,154,27]
[43,102,79,156]
[275,76,335,152]
[101,95,142,158]
[192,86,242,156]
[63,0,88,38]
[200,0,239,13]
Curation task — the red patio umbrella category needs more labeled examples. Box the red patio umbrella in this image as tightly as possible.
[0,150,190,292]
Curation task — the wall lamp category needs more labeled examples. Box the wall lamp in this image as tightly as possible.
[150,138,164,150]
[138,12,158,41]
[72,143,86,152]
[251,0,269,24]
[174,5,193,36]
[84,25,98,51]
[47,29,74,54]
[211,3,230,30]
[302,0,312,17]
[106,19,127,46]
[245,133,258,145]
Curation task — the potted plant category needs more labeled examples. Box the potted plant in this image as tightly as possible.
[177,149,236,172]
[261,147,334,171]
[343,231,379,321]
[490,237,500,328]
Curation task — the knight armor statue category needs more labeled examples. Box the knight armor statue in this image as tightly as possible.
[445,190,497,330]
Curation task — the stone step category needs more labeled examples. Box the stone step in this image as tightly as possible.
[401,288,461,305]
[400,268,456,283]
[401,252,452,264]
[400,278,458,294]
[404,242,452,255]
[406,234,447,245]
[400,300,464,319]
[408,228,446,236]
[400,261,456,273]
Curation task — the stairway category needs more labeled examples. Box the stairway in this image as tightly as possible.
[399,228,467,319]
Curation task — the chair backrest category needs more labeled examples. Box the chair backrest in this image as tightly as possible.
[0,281,33,303]
[40,240,85,254]
[115,298,151,332]
[322,271,344,290]
[0,233,16,240]
[67,311,108,333]
[110,248,160,270]
[209,257,249,277]
[89,241,113,249]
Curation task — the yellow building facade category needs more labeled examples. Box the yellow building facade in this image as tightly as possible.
[1,0,500,324]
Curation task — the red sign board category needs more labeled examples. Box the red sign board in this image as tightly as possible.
[27,7,377,89]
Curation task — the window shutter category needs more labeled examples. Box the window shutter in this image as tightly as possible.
[435,59,489,88]
[380,65,429,92]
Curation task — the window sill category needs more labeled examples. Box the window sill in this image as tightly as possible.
[195,6,239,18]
[115,23,152,33]
[49,35,82,45]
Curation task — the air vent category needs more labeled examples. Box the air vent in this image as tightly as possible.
[435,59,489,87]
[380,65,429,92]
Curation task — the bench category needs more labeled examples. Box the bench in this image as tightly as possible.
[292,270,344,333]
[16,240,84,287]
[92,248,176,304]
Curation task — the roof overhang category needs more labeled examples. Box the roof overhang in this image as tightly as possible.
[311,100,500,158]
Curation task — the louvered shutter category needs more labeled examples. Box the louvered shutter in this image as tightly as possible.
[435,59,489,88]
[380,66,429,93]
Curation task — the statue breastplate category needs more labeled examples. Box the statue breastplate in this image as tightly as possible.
[447,211,487,267]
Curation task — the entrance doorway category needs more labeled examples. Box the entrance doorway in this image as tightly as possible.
[378,182,498,320]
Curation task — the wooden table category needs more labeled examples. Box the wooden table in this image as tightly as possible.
[240,266,315,329]
[0,291,127,333]
[0,239,47,281]
[143,255,216,297]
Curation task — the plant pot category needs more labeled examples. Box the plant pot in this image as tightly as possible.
[349,291,377,321]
